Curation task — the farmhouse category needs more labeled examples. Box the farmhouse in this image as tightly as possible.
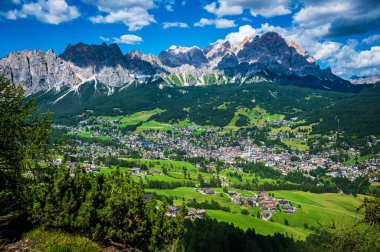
[202,188,215,195]
[231,195,242,204]
[128,167,141,174]
[166,205,181,217]
[261,211,272,221]
[228,191,237,196]
[282,204,296,214]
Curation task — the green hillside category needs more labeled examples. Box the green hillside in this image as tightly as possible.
[34,81,380,139]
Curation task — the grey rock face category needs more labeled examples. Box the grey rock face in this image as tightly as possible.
[125,50,166,76]
[59,42,125,68]
[158,46,208,68]
[0,49,81,95]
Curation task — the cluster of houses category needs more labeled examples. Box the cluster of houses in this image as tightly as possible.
[65,161,102,174]
[278,198,296,214]
[128,167,163,178]
[226,191,296,219]
[258,192,278,212]
[60,116,377,183]
[165,205,206,219]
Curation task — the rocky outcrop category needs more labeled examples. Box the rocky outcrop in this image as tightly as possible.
[0,49,81,95]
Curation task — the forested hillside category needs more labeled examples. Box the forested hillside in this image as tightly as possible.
[34,81,380,138]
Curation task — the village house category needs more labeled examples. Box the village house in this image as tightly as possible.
[281,203,296,214]
[202,188,215,195]
[128,167,141,174]
[261,211,272,221]
[166,206,181,217]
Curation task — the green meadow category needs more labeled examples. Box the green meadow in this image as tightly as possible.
[100,158,366,240]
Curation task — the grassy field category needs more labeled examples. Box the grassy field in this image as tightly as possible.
[74,130,112,141]
[146,186,364,240]
[135,120,173,133]
[98,108,163,127]
[270,191,364,229]
[283,139,309,151]
[207,210,312,239]
[97,158,364,240]
[224,106,285,131]
[344,154,374,165]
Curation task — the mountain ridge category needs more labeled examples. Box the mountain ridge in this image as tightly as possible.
[0,32,361,95]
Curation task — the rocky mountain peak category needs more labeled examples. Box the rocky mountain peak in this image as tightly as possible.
[158,45,208,68]
[127,50,143,59]
[59,42,124,68]
[349,73,380,85]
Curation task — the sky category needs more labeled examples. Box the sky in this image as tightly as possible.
[0,0,379,78]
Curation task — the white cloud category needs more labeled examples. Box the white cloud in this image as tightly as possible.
[204,2,242,17]
[162,22,188,29]
[327,42,380,76]
[85,0,156,31]
[165,5,173,12]
[362,34,380,45]
[194,18,236,29]
[2,0,80,24]
[113,34,143,44]
[83,0,155,11]
[99,36,110,42]
[204,0,291,18]
[312,41,341,60]
[224,25,258,45]
[293,0,380,38]
[90,8,155,31]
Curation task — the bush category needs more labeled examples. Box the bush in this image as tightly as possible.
[241,209,249,215]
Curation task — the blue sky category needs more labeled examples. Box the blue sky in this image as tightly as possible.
[0,0,379,77]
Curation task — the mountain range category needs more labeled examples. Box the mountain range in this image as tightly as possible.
[349,74,380,85]
[0,32,362,95]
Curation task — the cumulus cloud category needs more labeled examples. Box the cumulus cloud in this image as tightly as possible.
[326,40,380,76]
[224,25,258,44]
[293,0,380,38]
[85,0,156,31]
[162,22,188,29]
[194,18,236,29]
[2,0,80,24]
[204,0,291,18]
[113,34,143,44]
